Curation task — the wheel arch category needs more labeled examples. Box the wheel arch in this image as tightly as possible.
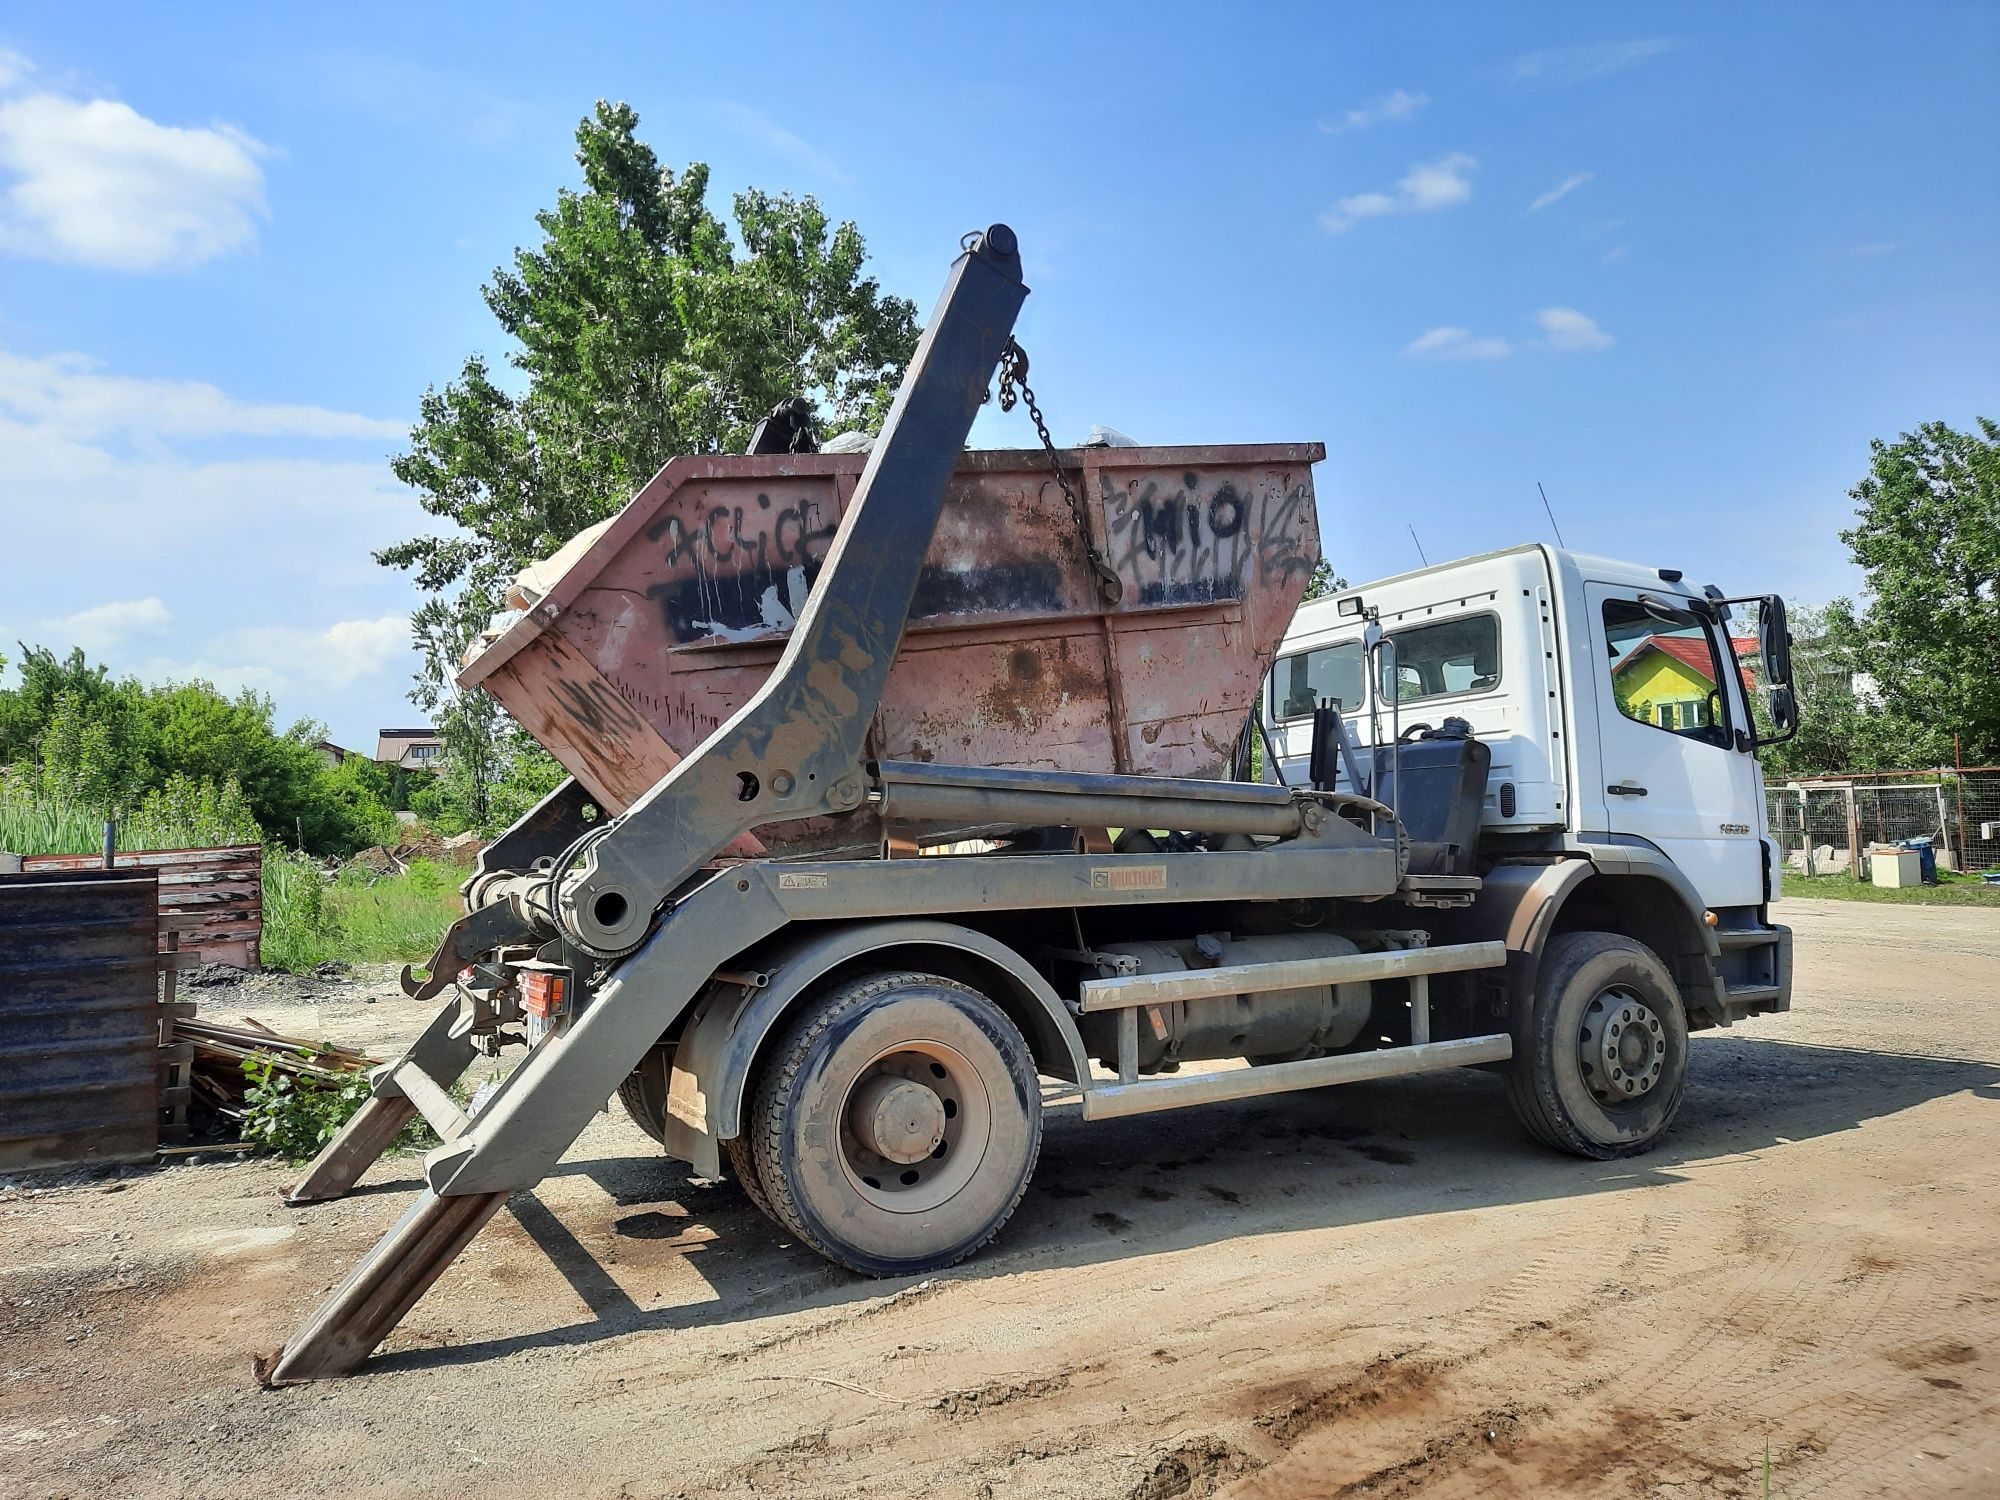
[662,919,1087,1177]
[1448,854,1726,1032]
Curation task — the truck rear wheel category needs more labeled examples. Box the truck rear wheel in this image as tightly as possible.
[1507,931,1688,1160]
[748,969,1042,1276]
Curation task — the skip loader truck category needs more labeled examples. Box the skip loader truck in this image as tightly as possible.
[260,224,1797,1382]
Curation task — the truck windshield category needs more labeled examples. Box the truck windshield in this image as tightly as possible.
[1271,640,1364,720]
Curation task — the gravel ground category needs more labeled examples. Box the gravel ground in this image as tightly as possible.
[2,897,1995,1498]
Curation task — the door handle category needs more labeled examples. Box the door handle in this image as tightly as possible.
[1607,783,1648,797]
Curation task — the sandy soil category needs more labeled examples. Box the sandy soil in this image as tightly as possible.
[3,898,1996,1499]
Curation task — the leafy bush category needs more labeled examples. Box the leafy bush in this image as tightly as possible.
[261,850,336,972]
[239,1053,374,1162]
[1,644,403,857]
[238,1053,438,1162]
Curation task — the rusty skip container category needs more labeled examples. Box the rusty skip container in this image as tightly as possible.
[460,442,1323,841]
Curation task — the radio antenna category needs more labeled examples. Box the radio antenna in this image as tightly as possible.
[1408,525,1429,566]
[1536,481,1568,549]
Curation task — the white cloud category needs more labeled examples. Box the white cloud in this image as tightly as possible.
[1528,171,1594,212]
[40,597,171,652]
[0,60,270,272]
[1536,306,1614,352]
[1405,327,1513,362]
[193,614,411,692]
[0,340,427,744]
[0,348,403,441]
[1849,241,1897,259]
[1320,89,1429,134]
[0,50,30,90]
[1320,152,1477,234]
[1512,39,1681,84]
[1602,245,1630,265]
[708,102,851,184]
[0,342,414,569]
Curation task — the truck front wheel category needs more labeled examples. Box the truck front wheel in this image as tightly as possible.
[748,970,1042,1276]
[1507,931,1689,1159]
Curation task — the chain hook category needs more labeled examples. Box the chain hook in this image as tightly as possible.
[995,336,1123,606]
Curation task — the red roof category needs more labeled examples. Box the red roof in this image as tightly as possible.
[1620,635,1759,692]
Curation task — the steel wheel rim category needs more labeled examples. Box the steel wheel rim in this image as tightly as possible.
[1576,986,1668,1107]
[836,1039,992,1213]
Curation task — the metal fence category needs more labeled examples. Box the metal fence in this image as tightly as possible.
[1765,768,2000,877]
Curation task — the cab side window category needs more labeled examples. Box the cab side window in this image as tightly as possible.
[1602,599,1731,746]
[1271,640,1364,720]
[1380,614,1501,704]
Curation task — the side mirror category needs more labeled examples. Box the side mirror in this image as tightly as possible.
[1757,595,1798,741]
[1767,683,1798,737]
[1759,594,1793,690]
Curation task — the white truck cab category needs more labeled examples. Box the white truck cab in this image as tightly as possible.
[1267,543,1792,1028]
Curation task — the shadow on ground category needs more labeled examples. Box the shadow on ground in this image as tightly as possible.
[350,1034,1997,1376]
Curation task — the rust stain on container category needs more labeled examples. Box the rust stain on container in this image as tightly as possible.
[462,444,1323,849]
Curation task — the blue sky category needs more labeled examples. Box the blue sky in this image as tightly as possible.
[1,4,1995,750]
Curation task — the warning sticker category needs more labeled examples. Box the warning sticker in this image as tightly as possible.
[777,871,830,890]
[1090,864,1167,892]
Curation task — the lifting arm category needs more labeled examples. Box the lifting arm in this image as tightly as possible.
[555,224,1028,957]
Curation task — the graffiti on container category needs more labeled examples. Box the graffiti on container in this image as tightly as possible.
[1099,474,1314,607]
[910,561,1065,619]
[642,488,1075,643]
[645,493,839,645]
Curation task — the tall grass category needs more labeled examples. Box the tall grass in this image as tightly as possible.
[0,774,260,857]
[262,854,463,973]
[2,775,460,974]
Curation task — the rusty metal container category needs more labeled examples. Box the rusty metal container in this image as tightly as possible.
[460,443,1323,835]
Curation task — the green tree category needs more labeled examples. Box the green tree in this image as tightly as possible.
[2,648,399,857]
[1822,418,2000,766]
[1751,603,1871,776]
[35,684,149,806]
[0,645,139,768]
[378,101,921,819]
[486,732,568,832]
[1304,559,1348,601]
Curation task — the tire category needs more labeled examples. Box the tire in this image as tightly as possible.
[618,1067,779,1219]
[616,1070,667,1145]
[724,1134,777,1221]
[748,969,1042,1277]
[1506,931,1689,1160]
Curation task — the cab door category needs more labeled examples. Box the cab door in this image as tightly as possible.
[1586,585,1764,908]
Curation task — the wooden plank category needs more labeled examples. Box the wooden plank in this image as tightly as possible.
[16,846,264,968]
[21,844,260,872]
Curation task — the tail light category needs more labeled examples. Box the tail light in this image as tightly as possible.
[520,968,568,1018]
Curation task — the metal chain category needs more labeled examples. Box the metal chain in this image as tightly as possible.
[995,337,1124,605]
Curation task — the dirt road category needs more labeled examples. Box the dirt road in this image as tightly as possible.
[4,899,1996,1498]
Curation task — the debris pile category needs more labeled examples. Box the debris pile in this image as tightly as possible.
[345,829,484,875]
[179,1017,380,1123]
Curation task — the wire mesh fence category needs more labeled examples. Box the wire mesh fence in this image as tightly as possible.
[1765,767,2000,878]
